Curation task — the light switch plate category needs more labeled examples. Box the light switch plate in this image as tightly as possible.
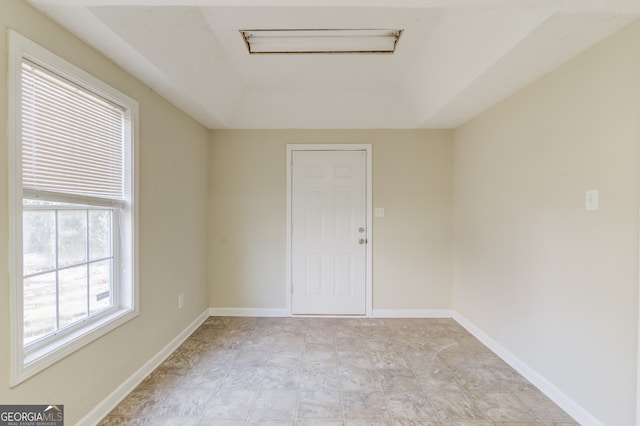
[374,208,385,217]
[586,190,598,211]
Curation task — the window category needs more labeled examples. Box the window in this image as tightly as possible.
[9,31,138,385]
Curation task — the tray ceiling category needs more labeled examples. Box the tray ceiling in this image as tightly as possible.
[28,0,640,129]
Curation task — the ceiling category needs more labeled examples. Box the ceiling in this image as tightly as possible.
[28,0,640,129]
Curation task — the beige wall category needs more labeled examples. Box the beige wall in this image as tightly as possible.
[0,1,210,423]
[4,1,638,424]
[453,21,640,425]
[208,130,453,311]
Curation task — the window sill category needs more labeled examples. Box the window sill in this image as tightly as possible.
[12,307,138,387]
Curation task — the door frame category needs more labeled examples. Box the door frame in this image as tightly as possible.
[286,144,373,316]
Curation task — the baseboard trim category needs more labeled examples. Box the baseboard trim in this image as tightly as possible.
[209,307,288,317]
[372,309,454,318]
[453,312,603,426]
[207,308,455,318]
[77,309,210,426]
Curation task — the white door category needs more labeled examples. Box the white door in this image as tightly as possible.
[291,150,367,315]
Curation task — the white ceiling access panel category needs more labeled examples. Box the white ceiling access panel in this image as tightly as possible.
[241,29,403,54]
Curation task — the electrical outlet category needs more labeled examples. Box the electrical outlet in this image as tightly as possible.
[178,293,184,309]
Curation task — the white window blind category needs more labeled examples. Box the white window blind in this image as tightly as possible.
[21,59,125,202]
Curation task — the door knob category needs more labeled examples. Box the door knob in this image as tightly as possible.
[358,238,367,245]
[358,227,365,233]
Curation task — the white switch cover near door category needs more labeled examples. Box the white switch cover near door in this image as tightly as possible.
[586,190,599,211]
[375,208,385,217]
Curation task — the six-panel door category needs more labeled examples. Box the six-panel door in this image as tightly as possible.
[291,150,367,315]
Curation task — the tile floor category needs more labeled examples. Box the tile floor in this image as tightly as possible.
[99,317,578,425]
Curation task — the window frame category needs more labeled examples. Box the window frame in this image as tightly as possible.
[21,202,119,353]
[8,31,139,386]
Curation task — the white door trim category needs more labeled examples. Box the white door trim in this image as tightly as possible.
[286,144,373,316]
[637,207,640,426]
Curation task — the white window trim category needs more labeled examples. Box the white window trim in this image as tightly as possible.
[8,30,139,386]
